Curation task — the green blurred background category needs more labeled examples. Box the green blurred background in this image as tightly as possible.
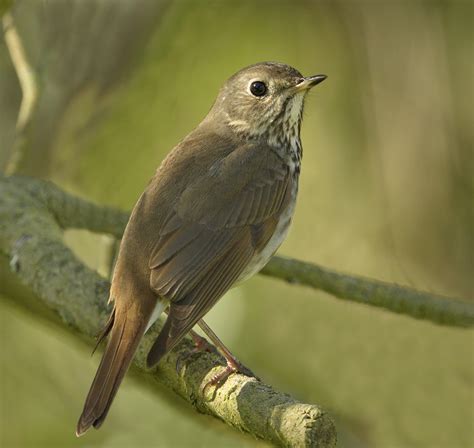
[0,0,472,447]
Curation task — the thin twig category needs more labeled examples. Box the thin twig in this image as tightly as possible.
[260,257,473,328]
[3,12,38,174]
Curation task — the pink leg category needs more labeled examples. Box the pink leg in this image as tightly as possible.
[196,319,257,387]
[189,328,218,354]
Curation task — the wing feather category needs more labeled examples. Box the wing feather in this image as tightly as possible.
[147,231,254,366]
[146,141,295,365]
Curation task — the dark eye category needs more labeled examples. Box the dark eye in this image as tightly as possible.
[250,81,267,97]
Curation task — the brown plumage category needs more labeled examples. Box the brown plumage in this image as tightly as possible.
[76,62,326,436]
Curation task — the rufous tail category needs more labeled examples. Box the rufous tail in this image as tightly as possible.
[76,309,146,436]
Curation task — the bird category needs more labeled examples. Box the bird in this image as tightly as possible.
[76,61,326,436]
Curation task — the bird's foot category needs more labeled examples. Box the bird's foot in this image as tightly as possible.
[203,356,258,393]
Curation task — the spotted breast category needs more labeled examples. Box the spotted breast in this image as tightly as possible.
[237,135,301,283]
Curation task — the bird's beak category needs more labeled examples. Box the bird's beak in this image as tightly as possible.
[293,74,327,92]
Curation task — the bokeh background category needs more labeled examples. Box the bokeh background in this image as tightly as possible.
[0,0,472,447]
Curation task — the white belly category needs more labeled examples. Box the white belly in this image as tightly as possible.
[237,183,297,284]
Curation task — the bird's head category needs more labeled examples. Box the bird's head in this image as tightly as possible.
[207,62,326,146]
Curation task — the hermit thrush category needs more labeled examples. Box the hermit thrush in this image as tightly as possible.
[76,62,326,436]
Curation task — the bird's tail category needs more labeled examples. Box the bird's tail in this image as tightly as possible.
[76,308,146,437]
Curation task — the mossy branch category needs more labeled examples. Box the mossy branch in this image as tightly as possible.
[1,174,472,445]
[260,258,473,328]
[0,174,337,447]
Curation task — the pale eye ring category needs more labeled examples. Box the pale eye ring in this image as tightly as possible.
[249,81,267,97]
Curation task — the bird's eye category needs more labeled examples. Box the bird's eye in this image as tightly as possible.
[249,81,267,97]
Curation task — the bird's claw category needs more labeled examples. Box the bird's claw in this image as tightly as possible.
[202,358,258,395]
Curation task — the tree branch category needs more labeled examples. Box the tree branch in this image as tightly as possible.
[260,258,473,328]
[0,173,337,447]
[3,174,472,329]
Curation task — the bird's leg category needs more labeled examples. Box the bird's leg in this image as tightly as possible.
[196,319,257,388]
[188,327,218,355]
[175,317,256,386]
[174,316,220,373]
[161,307,215,357]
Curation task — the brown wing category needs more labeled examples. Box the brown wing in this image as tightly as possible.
[146,142,292,367]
